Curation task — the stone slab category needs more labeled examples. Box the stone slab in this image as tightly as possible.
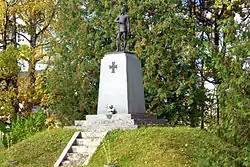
[86,114,132,121]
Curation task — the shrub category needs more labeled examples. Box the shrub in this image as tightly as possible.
[197,140,248,167]
[2,108,47,147]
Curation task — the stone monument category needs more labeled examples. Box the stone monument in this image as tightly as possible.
[55,7,167,167]
[97,52,146,115]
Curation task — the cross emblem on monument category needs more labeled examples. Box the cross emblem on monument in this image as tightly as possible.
[109,62,118,73]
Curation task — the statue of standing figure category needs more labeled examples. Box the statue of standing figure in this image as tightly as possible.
[115,7,130,52]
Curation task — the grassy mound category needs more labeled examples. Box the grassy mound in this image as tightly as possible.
[0,127,235,167]
[0,139,4,150]
[0,128,76,167]
[85,127,234,167]
[0,133,4,150]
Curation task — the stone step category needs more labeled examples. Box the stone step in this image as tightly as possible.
[84,124,137,129]
[82,125,138,131]
[85,119,135,126]
[71,145,95,153]
[65,124,139,131]
[86,114,132,122]
[74,138,100,146]
[60,160,71,166]
[67,120,169,131]
[79,132,107,138]
[61,154,87,167]
[65,153,89,161]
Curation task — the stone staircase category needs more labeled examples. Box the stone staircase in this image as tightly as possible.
[54,131,107,167]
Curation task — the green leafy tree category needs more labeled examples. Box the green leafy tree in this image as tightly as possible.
[0,46,20,119]
[184,0,250,165]
[14,0,57,113]
[0,0,57,115]
[0,0,57,147]
[46,0,99,125]
[0,0,20,121]
[217,18,250,166]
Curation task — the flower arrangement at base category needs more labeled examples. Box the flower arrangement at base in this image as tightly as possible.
[105,105,117,115]
[105,105,116,119]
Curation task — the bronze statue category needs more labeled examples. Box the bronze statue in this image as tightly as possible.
[115,7,130,52]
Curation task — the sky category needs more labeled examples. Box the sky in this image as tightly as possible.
[19,60,47,72]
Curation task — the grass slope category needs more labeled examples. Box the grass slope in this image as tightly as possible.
[0,139,4,150]
[0,127,233,167]
[0,133,4,150]
[86,127,232,167]
[0,128,76,167]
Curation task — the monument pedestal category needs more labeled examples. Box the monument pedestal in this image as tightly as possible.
[97,52,146,114]
[75,52,147,131]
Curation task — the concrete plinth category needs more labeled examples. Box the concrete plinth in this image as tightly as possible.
[97,52,146,115]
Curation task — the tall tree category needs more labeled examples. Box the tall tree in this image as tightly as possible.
[46,0,99,125]
[0,0,57,122]
[183,0,250,165]
[183,0,250,122]
[0,0,20,121]
[15,0,57,113]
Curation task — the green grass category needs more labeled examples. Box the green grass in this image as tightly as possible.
[0,140,4,150]
[0,128,76,167]
[0,132,4,150]
[0,127,235,167]
[85,127,233,167]
[0,122,7,150]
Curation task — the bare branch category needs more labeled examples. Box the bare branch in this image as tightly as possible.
[218,4,226,19]
[9,1,17,7]
[36,18,45,24]
[205,32,211,42]
[36,10,56,38]
[36,42,50,47]
[199,70,217,84]
[17,32,31,43]
[241,12,250,23]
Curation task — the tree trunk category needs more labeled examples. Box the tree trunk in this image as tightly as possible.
[216,94,220,125]
[214,14,220,125]
[11,14,19,114]
[25,19,37,112]
[29,18,37,88]
[2,5,8,50]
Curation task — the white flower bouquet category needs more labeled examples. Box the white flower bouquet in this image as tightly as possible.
[105,105,116,114]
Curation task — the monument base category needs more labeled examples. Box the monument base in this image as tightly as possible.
[65,113,168,132]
